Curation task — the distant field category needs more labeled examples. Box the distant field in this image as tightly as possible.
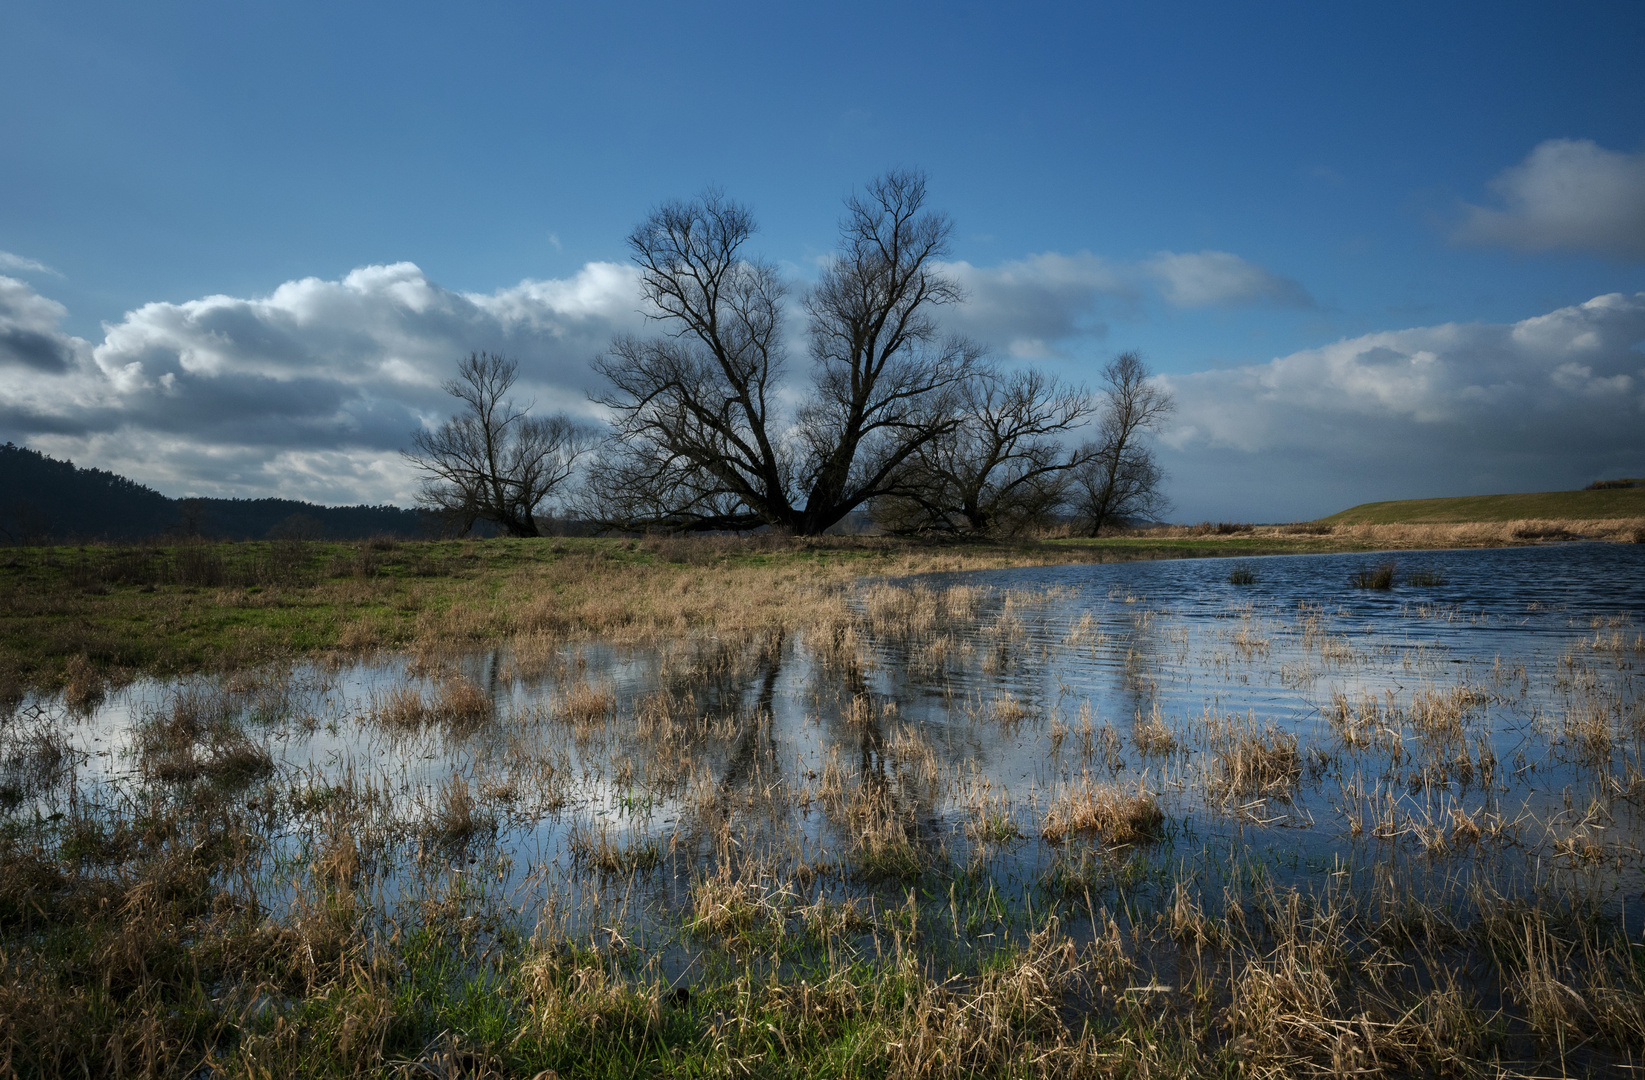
[1321,485,1645,524]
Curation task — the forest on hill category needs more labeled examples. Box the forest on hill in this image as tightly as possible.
[0,443,428,543]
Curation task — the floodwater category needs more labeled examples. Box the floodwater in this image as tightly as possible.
[16,542,1645,944]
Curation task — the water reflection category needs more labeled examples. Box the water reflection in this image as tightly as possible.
[13,542,1644,943]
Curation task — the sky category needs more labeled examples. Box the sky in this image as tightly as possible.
[2,0,1643,521]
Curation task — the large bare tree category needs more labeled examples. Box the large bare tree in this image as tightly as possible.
[872,366,1097,534]
[1071,351,1175,535]
[587,171,980,534]
[406,352,595,537]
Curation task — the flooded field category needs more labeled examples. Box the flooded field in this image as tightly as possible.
[4,541,1643,1076]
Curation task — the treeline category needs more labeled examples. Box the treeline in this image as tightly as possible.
[0,443,430,543]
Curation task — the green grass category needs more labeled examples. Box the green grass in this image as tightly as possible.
[1321,485,1645,524]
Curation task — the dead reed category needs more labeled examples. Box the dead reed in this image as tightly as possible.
[1040,775,1164,844]
[1206,710,1301,799]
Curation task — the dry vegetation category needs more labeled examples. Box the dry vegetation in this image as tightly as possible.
[0,531,1642,1076]
[3,520,1639,700]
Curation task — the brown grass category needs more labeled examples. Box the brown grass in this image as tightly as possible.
[1040,775,1164,844]
[1129,516,1645,547]
[372,676,493,730]
[1206,710,1301,799]
[558,680,615,726]
[59,653,104,713]
[1131,703,1179,756]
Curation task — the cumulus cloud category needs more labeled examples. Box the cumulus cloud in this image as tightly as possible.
[940,248,1307,358]
[1455,139,1645,259]
[0,250,61,278]
[1159,292,1645,521]
[0,276,90,373]
[1143,250,1313,308]
[938,252,1133,357]
[0,244,1320,507]
[1,263,646,504]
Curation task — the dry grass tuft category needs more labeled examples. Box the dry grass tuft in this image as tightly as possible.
[568,824,663,875]
[989,691,1028,725]
[373,676,492,730]
[137,685,273,785]
[559,681,615,726]
[427,774,494,844]
[1040,775,1164,844]
[60,653,104,713]
[1207,711,1301,799]
[686,861,773,937]
[1132,704,1179,756]
[435,676,493,726]
[375,684,427,727]
[1349,561,1397,589]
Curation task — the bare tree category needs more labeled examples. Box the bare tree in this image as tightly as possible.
[873,366,1096,534]
[587,171,980,534]
[794,170,982,532]
[406,352,595,537]
[1071,351,1175,535]
[586,191,791,531]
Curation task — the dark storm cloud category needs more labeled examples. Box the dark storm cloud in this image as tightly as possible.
[0,326,76,371]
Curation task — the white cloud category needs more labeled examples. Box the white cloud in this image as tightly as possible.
[0,250,61,278]
[1455,139,1645,259]
[939,248,1309,359]
[0,247,1340,511]
[938,252,1133,358]
[1143,250,1313,308]
[1,263,646,505]
[0,275,91,373]
[1159,292,1645,520]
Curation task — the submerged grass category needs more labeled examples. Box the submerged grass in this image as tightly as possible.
[1349,561,1397,590]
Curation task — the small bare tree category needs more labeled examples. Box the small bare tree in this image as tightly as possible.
[873,367,1096,534]
[587,171,980,534]
[1072,351,1175,535]
[406,352,595,537]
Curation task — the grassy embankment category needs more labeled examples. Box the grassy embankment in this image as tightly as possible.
[1323,484,1645,525]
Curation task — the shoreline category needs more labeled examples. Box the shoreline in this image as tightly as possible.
[2,518,1639,698]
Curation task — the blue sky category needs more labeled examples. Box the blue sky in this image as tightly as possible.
[3,1,1643,520]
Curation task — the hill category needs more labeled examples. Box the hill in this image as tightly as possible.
[1321,485,1645,525]
[0,442,429,542]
